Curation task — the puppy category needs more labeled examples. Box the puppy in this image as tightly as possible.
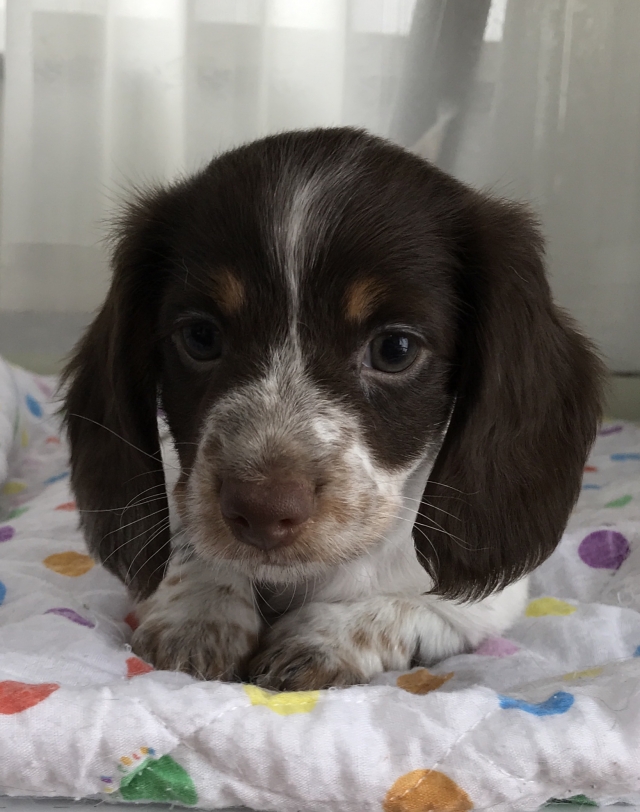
[63,128,604,690]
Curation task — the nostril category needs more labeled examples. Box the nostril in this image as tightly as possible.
[233,515,250,529]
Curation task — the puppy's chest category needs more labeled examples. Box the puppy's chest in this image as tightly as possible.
[251,537,431,619]
[254,581,317,620]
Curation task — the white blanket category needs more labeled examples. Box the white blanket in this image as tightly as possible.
[0,355,639,812]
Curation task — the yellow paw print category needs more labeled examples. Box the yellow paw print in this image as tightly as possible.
[244,684,319,715]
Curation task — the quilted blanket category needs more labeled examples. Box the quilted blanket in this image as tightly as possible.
[0,354,639,812]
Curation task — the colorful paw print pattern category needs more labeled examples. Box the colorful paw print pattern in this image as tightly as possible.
[396,668,454,694]
[387,669,580,809]
[526,598,577,617]
[578,530,630,570]
[0,680,59,714]
[474,636,520,657]
[384,769,472,812]
[126,657,154,678]
[0,491,96,608]
[581,426,640,510]
[101,748,197,805]
[25,394,43,418]
[0,381,638,810]
[0,525,15,542]
[499,691,574,717]
[244,684,319,715]
[546,795,598,807]
[43,551,94,577]
[45,607,95,628]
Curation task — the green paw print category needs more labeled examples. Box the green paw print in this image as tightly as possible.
[102,747,197,805]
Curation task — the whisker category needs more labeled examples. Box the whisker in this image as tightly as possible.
[389,512,472,551]
[122,482,170,512]
[114,505,171,538]
[125,522,173,585]
[415,542,437,572]
[128,538,174,592]
[417,504,462,523]
[99,511,171,566]
[122,470,168,487]
[399,496,464,522]
[76,495,167,516]
[281,580,300,615]
[67,413,182,471]
[413,525,440,574]
[412,519,471,550]
[299,576,310,613]
[409,507,463,536]
[251,583,272,629]
[400,493,470,509]
[413,480,477,496]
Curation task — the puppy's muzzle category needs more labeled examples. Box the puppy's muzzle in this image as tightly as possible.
[219,477,315,551]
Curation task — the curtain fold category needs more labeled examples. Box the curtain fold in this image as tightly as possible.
[0,0,417,314]
[1,0,639,370]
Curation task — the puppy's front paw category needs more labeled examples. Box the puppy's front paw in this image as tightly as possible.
[132,613,257,680]
[130,562,260,680]
[248,638,366,691]
[247,599,414,690]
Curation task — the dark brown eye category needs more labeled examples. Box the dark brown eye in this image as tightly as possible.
[178,320,222,362]
[364,333,419,373]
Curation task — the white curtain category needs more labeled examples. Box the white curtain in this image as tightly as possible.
[451,0,640,373]
[1,0,639,371]
[0,0,418,315]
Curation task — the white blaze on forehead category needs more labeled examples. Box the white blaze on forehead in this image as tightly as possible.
[276,175,325,332]
[273,154,361,336]
[261,342,306,398]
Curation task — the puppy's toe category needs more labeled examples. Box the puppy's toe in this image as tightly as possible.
[248,642,365,691]
[132,619,255,681]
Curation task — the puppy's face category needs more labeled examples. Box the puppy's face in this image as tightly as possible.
[157,136,455,580]
[64,128,604,601]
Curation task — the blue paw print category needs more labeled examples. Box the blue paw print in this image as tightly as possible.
[0,580,6,606]
[611,453,640,461]
[25,394,42,418]
[45,472,69,485]
[499,691,574,716]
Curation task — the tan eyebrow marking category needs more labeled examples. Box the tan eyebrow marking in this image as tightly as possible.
[211,268,245,314]
[344,278,386,323]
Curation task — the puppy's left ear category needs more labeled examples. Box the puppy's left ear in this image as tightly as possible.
[417,192,606,600]
[61,188,179,599]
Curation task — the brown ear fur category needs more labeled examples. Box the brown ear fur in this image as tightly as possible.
[418,195,606,600]
[62,191,176,599]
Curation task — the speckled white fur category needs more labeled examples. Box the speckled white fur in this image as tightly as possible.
[140,426,529,687]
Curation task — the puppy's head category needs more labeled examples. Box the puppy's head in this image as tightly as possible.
[63,128,605,599]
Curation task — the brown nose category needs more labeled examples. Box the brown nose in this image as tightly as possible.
[219,477,315,550]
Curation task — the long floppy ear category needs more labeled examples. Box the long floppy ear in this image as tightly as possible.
[418,194,606,600]
[62,190,177,599]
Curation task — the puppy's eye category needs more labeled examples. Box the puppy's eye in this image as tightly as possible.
[178,320,222,362]
[363,333,419,373]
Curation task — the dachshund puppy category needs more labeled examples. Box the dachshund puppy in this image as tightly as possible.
[63,128,604,690]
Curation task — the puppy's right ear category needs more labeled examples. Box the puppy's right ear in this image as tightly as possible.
[62,190,176,598]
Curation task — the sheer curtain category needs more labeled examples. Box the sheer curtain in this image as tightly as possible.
[1,0,639,375]
[451,0,640,374]
[0,0,418,318]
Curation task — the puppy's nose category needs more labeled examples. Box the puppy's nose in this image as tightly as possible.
[219,477,314,550]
